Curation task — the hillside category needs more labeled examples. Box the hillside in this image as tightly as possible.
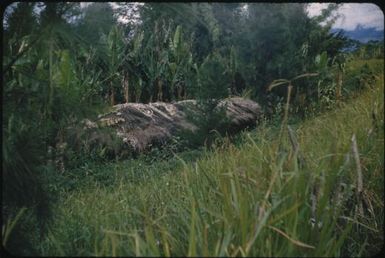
[3,3,384,257]
[31,59,384,257]
[332,26,384,43]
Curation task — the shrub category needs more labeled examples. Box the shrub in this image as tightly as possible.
[181,52,231,147]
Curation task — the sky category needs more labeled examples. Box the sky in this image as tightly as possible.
[98,3,385,31]
[4,3,384,32]
[107,3,385,30]
[307,3,384,31]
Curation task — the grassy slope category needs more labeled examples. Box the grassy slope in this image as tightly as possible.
[38,59,383,256]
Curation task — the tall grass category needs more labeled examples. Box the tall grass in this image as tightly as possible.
[13,59,384,256]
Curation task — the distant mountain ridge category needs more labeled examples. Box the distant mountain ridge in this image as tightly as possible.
[331,25,384,43]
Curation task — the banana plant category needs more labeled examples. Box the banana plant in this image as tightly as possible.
[141,20,171,102]
[123,31,145,103]
[142,34,158,102]
[102,25,126,106]
[168,25,183,100]
[53,49,78,95]
[226,45,238,95]
[168,25,195,100]
[314,51,330,101]
[76,46,103,104]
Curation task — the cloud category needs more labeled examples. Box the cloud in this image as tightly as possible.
[306,3,330,17]
[307,3,384,31]
[80,3,92,9]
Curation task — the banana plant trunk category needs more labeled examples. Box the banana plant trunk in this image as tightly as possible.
[177,84,182,100]
[110,81,115,106]
[124,73,129,103]
[231,74,236,95]
[183,87,187,100]
[157,78,163,101]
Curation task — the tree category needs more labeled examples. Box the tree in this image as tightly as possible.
[76,3,116,44]
[2,3,85,254]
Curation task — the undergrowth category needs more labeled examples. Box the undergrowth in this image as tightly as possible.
[4,59,383,257]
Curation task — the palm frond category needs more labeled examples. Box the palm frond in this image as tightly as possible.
[291,73,318,81]
[267,79,290,91]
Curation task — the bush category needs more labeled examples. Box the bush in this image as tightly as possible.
[180,52,231,147]
[2,116,52,255]
[344,62,376,96]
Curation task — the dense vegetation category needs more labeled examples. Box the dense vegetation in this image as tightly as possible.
[2,2,384,256]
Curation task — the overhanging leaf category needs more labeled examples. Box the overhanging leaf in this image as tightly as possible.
[291,73,319,81]
[267,80,290,91]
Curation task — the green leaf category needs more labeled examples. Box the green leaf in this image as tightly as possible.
[291,73,319,81]
[58,50,73,88]
[315,51,328,68]
[169,62,177,75]
[173,25,182,52]
[267,80,290,91]
[133,32,143,54]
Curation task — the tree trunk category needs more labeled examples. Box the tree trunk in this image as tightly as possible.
[231,76,236,95]
[110,81,115,106]
[177,85,182,100]
[157,78,163,101]
[124,73,129,103]
[183,87,187,100]
[135,89,140,103]
[48,38,54,119]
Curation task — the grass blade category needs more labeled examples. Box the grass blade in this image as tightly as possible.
[268,225,315,249]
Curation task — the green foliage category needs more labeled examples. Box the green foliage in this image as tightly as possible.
[195,52,229,100]
[77,3,116,43]
[180,52,231,147]
[344,61,378,95]
[2,115,52,255]
[3,3,110,253]
[35,71,383,256]
[353,40,384,60]
[3,2,383,256]
[168,25,196,100]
